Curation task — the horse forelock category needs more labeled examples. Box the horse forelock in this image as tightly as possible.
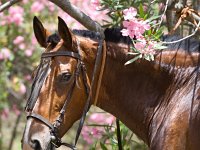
[47,33,61,48]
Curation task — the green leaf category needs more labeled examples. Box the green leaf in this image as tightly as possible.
[145,15,161,23]
[154,45,167,50]
[147,29,152,36]
[139,3,144,18]
[153,43,167,50]
[125,54,142,65]
[144,54,151,61]
[150,54,155,61]
[127,52,139,55]
[100,142,108,150]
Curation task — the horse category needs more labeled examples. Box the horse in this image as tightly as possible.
[22,16,200,150]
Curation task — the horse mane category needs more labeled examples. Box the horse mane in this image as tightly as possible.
[47,33,60,47]
[46,27,133,46]
[73,28,133,45]
[47,28,200,53]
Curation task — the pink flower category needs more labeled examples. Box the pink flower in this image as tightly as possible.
[105,116,115,125]
[89,113,105,123]
[81,126,104,144]
[0,48,11,60]
[134,40,156,55]
[81,126,94,144]
[89,113,115,125]
[121,29,129,37]
[19,83,26,94]
[13,36,24,45]
[47,2,56,12]
[31,2,45,13]
[123,7,137,20]
[1,108,9,120]
[12,104,21,116]
[121,7,151,40]
[25,49,33,57]
[159,3,165,10]
[24,74,32,81]
[7,6,24,25]
[0,12,5,25]
[22,0,29,4]
[142,21,150,30]
[91,0,101,10]
[90,128,103,138]
[134,41,146,50]
[32,36,37,45]
[121,19,150,39]
[19,43,25,50]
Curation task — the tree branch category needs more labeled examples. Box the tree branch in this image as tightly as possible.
[163,20,200,44]
[48,0,104,37]
[158,0,170,28]
[8,113,22,150]
[0,0,21,12]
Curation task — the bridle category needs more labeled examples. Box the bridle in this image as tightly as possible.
[25,42,94,149]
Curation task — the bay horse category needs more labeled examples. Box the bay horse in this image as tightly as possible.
[22,16,200,150]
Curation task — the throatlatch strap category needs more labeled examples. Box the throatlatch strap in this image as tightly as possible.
[73,38,105,147]
[93,40,106,106]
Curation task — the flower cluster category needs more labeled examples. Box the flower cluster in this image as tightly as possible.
[1,6,24,26]
[91,0,101,10]
[1,104,21,120]
[0,48,12,60]
[31,1,56,13]
[121,7,158,61]
[81,112,115,144]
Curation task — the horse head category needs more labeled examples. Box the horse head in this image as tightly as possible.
[22,17,94,150]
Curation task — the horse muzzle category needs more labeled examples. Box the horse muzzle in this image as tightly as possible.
[22,118,55,150]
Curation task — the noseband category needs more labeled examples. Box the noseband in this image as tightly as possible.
[25,49,91,149]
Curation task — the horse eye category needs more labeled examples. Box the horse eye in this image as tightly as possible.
[61,72,72,82]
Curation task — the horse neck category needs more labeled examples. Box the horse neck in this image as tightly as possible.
[81,38,197,143]
[85,41,172,143]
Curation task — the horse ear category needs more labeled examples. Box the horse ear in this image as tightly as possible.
[58,16,73,48]
[33,16,50,48]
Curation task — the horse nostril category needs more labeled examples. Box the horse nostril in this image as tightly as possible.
[31,140,41,150]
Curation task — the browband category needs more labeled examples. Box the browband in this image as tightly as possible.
[41,51,81,60]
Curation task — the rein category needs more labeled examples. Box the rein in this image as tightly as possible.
[24,37,107,149]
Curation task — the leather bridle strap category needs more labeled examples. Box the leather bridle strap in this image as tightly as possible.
[25,58,51,111]
[27,112,54,130]
[41,51,81,60]
[53,76,77,129]
[73,38,106,146]
[93,40,106,106]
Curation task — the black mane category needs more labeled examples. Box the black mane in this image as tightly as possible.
[47,33,60,47]
[47,28,200,53]
[73,28,133,45]
[47,28,133,46]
